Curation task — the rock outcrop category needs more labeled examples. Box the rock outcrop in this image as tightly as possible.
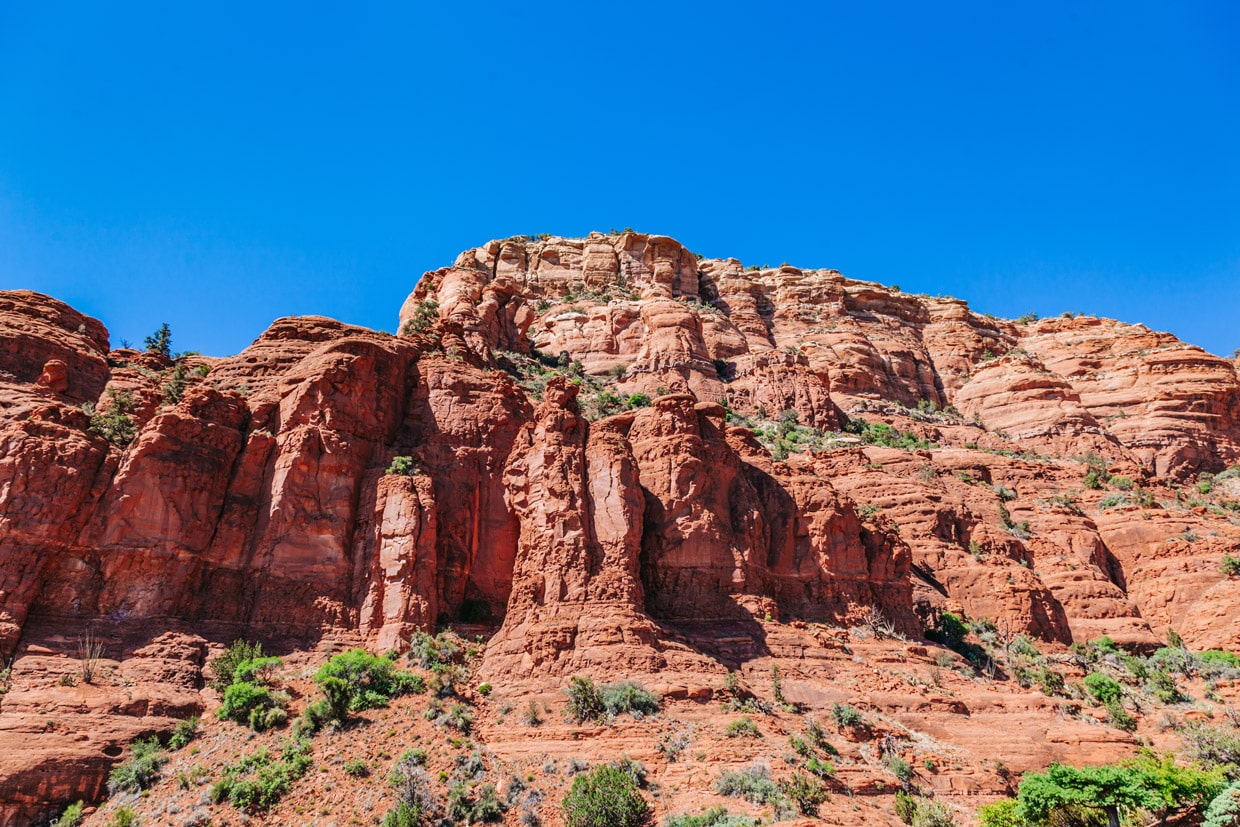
[1,232,1239,824]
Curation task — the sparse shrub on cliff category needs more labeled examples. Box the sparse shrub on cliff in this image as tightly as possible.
[144,323,172,358]
[108,736,166,794]
[566,677,659,722]
[402,300,440,334]
[522,699,543,727]
[386,455,419,476]
[843,419,936,450]
[210,739,312,811]
[409,630,463,669]
[106,807,137,827]
[388,757,440,824]
[87,389,138,447]
[1182,724,1240,778]
[566,676,605,723]
[562,764,650,827]
[780,770,827,815]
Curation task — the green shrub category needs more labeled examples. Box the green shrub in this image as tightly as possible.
[843,419,936,450]
[1201,650,1240,670]
[887,754,915,785]
[1110,475,1134,491]
[780,770,826,816]
[408,631,463,669]
[382,802,423,827]
[108,737,165,794]
[167,715,199,750]
[1223,555,1240,578]
[210,740,312,811]
[144,323,172,358]
[1104,701,1137,732]
[566,676,604,723]
[1148,668,1186,704]
[216,680,287,730]
[402,300,440,334]
[107,806,137,827]
[344,758,370,777]
[600,681,660,719]
[662,808,757,827]
[561,764,650,827]
[977,799,1021,827]
[1083,672,1122,705]
[831,703,864,728]
[725,717,760,738]
[1204,781,1240,827]
[714,763,781,804]
[233,655,283,684]
[314,648,420,712]
[53,801,85,827]
[1181,724,1240,775]
[386,456,418,476]
[88,390,138,447]
[209,640,264,691]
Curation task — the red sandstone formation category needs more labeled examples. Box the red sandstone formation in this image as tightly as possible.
[1,232,1238,824]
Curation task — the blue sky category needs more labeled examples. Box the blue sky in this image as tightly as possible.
[2,1,1237,357]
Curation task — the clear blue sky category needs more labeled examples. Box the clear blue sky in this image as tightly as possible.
[2,2,1237,358]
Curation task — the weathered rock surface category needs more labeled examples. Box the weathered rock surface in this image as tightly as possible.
[1,233,1239,823]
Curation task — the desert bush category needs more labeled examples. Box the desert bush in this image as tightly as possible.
[167,715,199,750]
[1204,781,1240,827]
[210,740,312,811]
[1083,672,1122,705]
[216,681,287,731]
[402,300,440,334]
[209,640,264,691]
[714,763,781,805]
[53,801,85,827]
[344,758,370,777]
[831,703,864,728]
[108,737,165,794]
[780,770,827,816]
[601,681,660,719]
[386,455,418,476]
[408,630,463,669]
[88,389,138,447]
[561,764,650,827]
[662,808,757,827]
[314,648,420,712]
[726,716,760,738]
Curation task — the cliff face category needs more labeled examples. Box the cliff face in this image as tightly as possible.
[2,234,1239,823]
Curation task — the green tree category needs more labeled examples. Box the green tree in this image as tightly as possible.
[144,323,172,358]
